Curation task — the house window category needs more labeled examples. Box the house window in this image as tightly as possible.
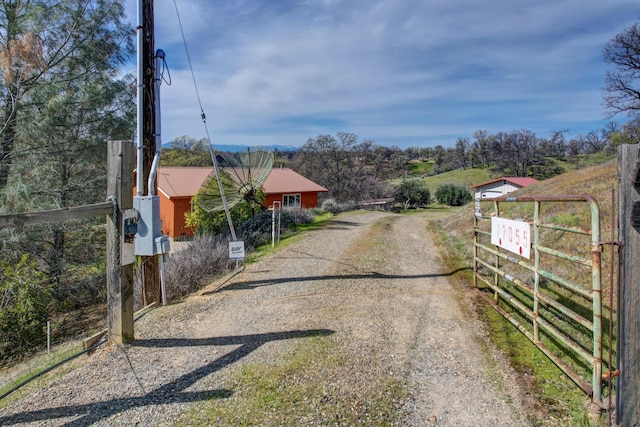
[283,194,301,208]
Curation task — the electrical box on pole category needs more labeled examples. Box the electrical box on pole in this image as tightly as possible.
[133,195,162,255]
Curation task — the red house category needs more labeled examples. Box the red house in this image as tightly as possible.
[156,166,328,238]
[157,167,214,238]
[263,167,329,209]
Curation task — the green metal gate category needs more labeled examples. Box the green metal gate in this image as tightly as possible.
[473,195,614,410]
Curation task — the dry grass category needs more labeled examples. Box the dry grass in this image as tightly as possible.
[437,160,619,425]
[443,160,618,300]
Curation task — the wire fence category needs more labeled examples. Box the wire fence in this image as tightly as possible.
[0,314,108,403]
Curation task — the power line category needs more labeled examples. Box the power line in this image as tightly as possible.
[171,0,238,240]
[172,0,208,130]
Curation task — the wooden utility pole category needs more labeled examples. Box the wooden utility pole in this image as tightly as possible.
[617,144,640,427]
[140,0,161,304]
[107,140,135,343]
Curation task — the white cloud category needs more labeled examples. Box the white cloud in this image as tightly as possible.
[126,0,640,148]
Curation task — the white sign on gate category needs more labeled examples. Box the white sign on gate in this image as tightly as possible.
[491,217,531,259]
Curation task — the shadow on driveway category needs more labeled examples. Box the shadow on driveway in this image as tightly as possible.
[210,267,473,293]
[0,329,334,427]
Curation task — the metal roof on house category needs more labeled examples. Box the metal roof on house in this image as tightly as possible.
[262,168,328,194]
[156,166,328,198]
[157,167,214,198]
[469,177,538,189]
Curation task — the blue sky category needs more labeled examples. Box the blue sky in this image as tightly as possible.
[124,0,639,149]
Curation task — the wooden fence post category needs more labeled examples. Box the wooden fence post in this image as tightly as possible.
[617,143,640,427]
[107,140,135,344]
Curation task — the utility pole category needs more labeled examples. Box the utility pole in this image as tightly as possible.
[140,0,160,304]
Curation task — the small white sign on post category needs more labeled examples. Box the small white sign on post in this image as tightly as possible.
[474,199,482,218]
[491,217,531,259]
[229,241,245,261]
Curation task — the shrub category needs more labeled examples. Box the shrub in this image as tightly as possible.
[319,198,357,214]
[434,183,473,206]
[162,234,231,302]
[393,178,430,209]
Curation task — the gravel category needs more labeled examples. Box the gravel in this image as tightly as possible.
[0,211,534,426]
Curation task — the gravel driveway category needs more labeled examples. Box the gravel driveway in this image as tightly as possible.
[0,211,533,426]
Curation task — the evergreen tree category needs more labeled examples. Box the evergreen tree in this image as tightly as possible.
[0,0,134,306]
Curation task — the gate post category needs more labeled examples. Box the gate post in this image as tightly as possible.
[617,144,640,427]
[106,140,135,344]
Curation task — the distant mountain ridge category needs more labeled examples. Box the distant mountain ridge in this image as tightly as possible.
[163,142,298,153]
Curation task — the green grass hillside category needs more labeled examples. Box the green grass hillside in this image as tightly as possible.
[439,159,618,313]
[440,159,617,258]
[420,167,494,194]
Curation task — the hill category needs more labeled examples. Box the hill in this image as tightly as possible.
[420,167,493,194]
[182,143,299,153]
[440,159,617,247]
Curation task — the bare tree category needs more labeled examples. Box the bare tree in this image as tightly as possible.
[603,22,640,119]
[294,133,388,202]
[472,130,492,168]
[454,137,470,170]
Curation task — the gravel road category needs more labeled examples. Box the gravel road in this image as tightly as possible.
[0,211,534,426]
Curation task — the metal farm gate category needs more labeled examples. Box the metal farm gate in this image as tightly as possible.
[473,195,617,413]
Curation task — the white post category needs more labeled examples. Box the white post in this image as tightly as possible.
[159,254,166,306]
[277,208,281,245]
[47,321,51,354]
[271,207,275,247]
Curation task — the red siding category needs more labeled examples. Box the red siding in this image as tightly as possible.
[264,192,319,209]
[160,192,322,237]
[159,193,194,237]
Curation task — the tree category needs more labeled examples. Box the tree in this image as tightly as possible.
[161,135,211,166]
[0,0,135,306]
[603,22,640,119]
[472,130,493,168]
[513,129,539,177]
[186,178,264,236]
[583,130,607,154]
[294,132,389,202]
[488,130,542,177]
[540,130,567,158]
[393,178,430,209]
[608,119,640,148]
[432,145,446,173]
[454,137,470,169]
[490,131,516,175]
[0,254,49,362]
[0,0,133,188]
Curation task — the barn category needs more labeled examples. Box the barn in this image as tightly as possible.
[156,166,328,238]
[469,177,538,199]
